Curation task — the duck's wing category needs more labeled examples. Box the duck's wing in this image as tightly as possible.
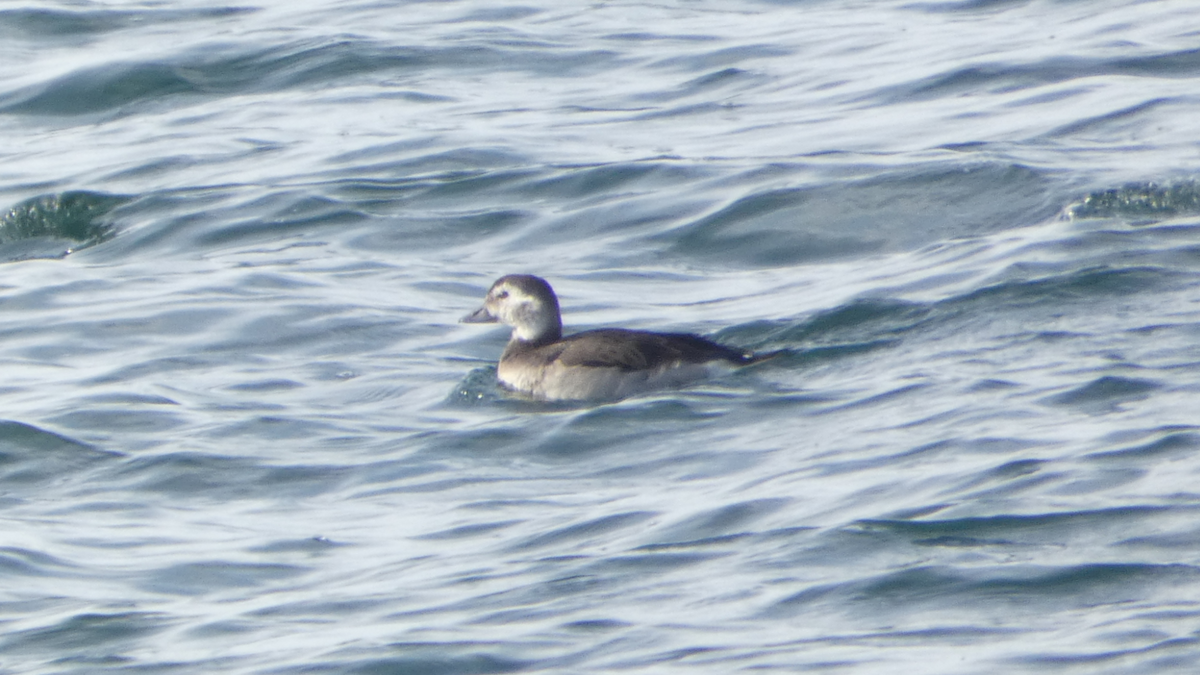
[555,329,751,371]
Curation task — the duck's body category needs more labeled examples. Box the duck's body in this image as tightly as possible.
[462,274,760,401]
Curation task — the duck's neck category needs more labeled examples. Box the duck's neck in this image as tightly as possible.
[511,320,562,347]
[507,301,563,347]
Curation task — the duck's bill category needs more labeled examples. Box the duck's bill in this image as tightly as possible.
[461,305,498,324]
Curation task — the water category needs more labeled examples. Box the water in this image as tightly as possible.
[3,0,1200,672]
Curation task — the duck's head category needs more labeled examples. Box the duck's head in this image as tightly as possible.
[462,274,563,345]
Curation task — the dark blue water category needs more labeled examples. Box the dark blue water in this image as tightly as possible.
[3,0,1200,673]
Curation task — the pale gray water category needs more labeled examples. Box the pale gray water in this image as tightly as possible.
[3,0,1200,673]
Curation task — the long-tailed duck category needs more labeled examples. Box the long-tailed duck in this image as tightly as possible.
[462,274,766,401]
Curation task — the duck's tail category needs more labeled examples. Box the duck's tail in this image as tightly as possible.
[735,349,789,366]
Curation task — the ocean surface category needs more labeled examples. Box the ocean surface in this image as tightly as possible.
[3,0,1200,672]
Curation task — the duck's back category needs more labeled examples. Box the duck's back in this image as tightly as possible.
[554,329,750,370]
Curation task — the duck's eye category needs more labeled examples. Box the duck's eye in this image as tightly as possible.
[495,290,509,300]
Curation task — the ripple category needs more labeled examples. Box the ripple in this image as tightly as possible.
[1046,376,1163,410]
[0,611,171,658]
[766,563,1200,619]
[661,163,1057,267]
[0,6,253,40]
[1069,180,1200,220]
[139,561,309,596]
[0,420,119,488]
[0,192,126,261]
[275,649,531,675]
[107,452,350,500]
[506,512,657,553]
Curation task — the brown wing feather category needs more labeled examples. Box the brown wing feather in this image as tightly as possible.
[556,329,748,371]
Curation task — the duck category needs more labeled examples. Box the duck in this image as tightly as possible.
[461,274,766,401]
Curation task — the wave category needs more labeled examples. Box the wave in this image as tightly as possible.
[0,191,126,262]
[661,163,1060,268]
[765,561,1200,618]
[0,6,252,40]
[0,35,616,118]
[1068,180,1200,221]
[881,47,1200,103]
[0,419,119,489]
